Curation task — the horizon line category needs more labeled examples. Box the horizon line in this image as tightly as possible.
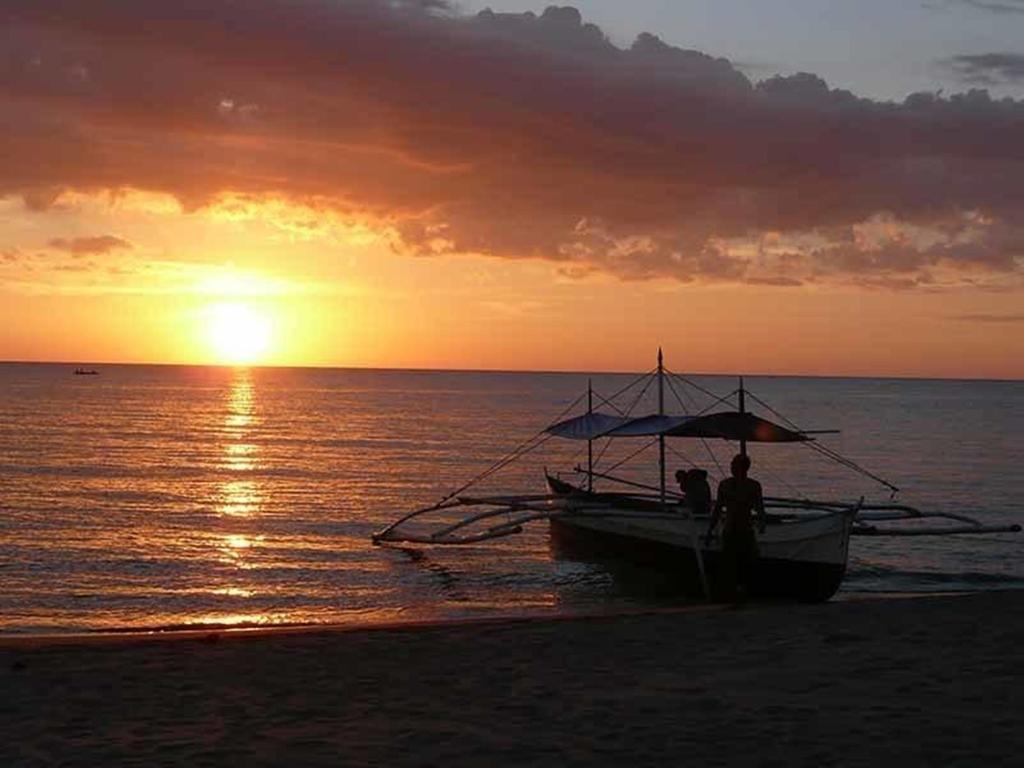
[2,358,1022,384]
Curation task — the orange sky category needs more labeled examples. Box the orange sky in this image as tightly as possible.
[1,191,1021,379]
[2,2,1023,379]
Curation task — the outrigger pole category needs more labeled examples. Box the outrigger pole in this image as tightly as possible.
[659,348,708,602]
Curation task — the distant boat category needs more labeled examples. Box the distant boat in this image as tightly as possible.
[73,368,99,376]
[374,349,1020,603]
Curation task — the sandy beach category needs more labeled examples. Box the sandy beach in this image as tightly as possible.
[2,592,1021,767]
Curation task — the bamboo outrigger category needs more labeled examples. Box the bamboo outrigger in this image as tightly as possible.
[373,351,1019,602]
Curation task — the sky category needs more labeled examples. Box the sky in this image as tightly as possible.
[1,0,1023,377]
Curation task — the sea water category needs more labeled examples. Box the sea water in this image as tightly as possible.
[0,363,1021,634]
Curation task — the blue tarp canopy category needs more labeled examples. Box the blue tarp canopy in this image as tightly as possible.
[543,412,632,440]
[546,410,810,443]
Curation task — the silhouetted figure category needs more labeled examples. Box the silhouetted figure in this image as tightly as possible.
[674,469,689,507]
[707,453,765,602]
[684,468,712,517]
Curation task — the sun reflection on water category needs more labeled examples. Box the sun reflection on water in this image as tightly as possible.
[218,370,263,514]
[191,613,280,628]
[224,442,258,471]
[224,534,255,550]
[211,371,267,609]
[215,533,265,571]
[212,586,255,598]
[224,370,255,433]
[218,480,260,516]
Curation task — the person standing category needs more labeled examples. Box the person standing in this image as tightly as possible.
[706,453,765,602]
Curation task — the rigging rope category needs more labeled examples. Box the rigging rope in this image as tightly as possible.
[568,367,656,418]
[592,370,655,472]
[591,390,625,415]
[806,441,900,493]
[747,450,808,500]
[604,367,658,404]
[664,373,726,478]
[547,367,658,492]
[742,389,900,493]
[664,370,740,416]
[665,368,738,409]
[743,390,803,430]
[604,437,660,474]
[663,372,893,495]
[439,389,586,502]
[438,366,896,509]
[666,442,701,471]
[663,373,691,414]
[433,366,694,503]
[664,368,703,413]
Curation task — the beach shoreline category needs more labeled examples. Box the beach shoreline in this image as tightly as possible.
[0,588,991,648]
[3,591,1021,766]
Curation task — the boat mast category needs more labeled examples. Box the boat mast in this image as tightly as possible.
[587,378,594,492]
[738,376,747,459]
[658,348,666,504]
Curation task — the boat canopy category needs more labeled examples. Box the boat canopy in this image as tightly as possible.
[546,410,810,443]
[667,411,810,442]
[544,412,633,440]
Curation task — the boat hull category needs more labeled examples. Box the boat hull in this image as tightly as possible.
[547,476,851,603]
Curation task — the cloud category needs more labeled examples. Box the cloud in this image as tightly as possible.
[944,53,1024,84]
[48,235,133,255]
[744,276,803,288]
[1,1,1023,289]
[1,253,336,297]
[956,0,1024,14]
[951,312,1024,322]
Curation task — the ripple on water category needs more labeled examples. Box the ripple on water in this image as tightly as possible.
[0,363,1021,633]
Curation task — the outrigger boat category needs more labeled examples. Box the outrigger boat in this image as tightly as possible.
[373,351,1019,602]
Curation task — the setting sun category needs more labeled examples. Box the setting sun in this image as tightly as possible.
[207,302,272,365]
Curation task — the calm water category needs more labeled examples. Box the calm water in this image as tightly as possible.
[0,363,1021,634]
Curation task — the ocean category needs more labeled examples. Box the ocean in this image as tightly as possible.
[1,363,1021,634]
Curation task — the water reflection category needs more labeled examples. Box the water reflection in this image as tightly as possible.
[210,372,266,619]
[216,533,263,569]
[218,369,262,515]
[191,613,279,628]
[225,373,254,433]
[212,586,255,598]
[224,442,257,471]
[218,480,260,516]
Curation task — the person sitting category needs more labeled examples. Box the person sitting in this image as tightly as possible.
[684,468,712,517]
[675,468,712,517]
[674,469,689,506]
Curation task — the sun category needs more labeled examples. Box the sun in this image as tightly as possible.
[207,302,272,365]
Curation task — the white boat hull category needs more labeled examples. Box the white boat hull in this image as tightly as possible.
[547,476,854,602]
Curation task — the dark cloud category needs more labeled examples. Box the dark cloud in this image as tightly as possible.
[945,53,1024,84]
[1,1,1023,288]
[48,235,133,256]
[744,276,803,287]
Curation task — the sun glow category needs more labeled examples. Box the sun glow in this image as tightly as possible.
[207,302,272,365]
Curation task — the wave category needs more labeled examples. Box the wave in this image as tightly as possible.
[846,561,1024,588]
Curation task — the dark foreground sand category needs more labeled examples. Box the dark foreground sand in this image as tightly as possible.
[2,592,1022,767]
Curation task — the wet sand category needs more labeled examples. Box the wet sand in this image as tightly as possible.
[2,592,1021,767]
